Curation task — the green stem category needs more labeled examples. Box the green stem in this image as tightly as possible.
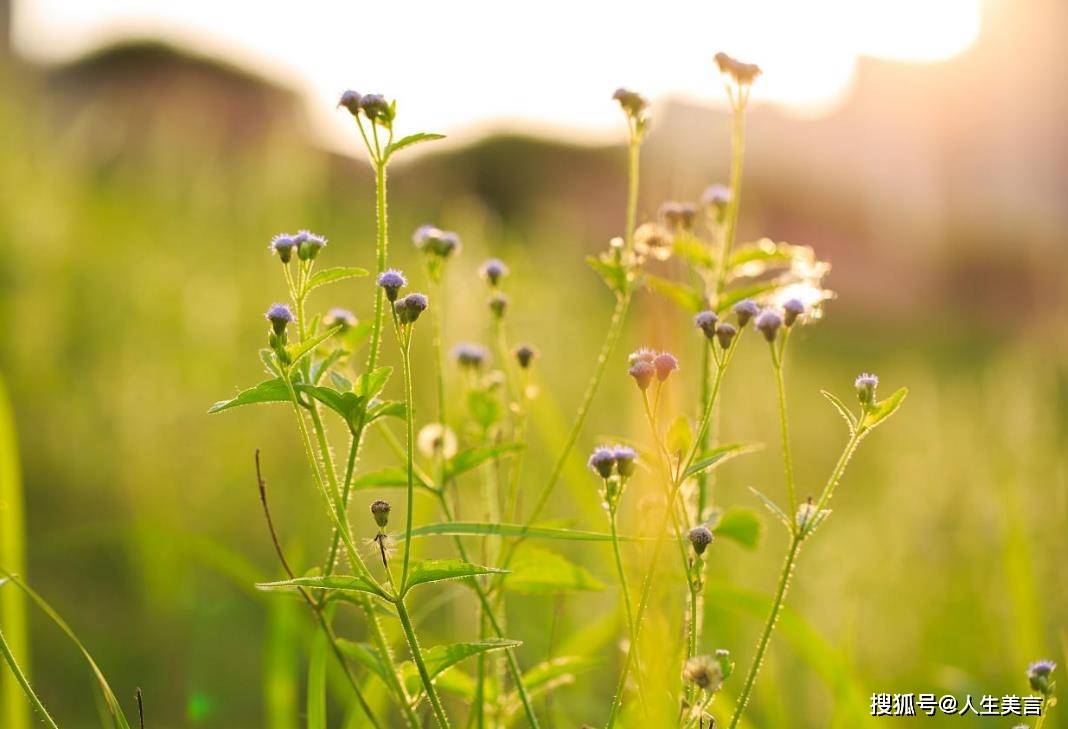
[367,159,389,371]
[360,599,421,728]
[399,330,417,591]
[771,343,797,516]
[607,504,647,712]
[396,598,451,728]
[0,626,58,729]
[323,429,363,577]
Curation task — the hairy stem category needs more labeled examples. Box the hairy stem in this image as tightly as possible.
[367,159,389,371]
[398,330,417,591]
[396,598,451,728]
[771,346,798,516]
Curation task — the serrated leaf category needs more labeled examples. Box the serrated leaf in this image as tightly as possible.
[749,486,791,529]
[405,559,506,592]
[445,443,523,481]
[821,390,857,432]
[586,255,627,294]
[386,132,445,157]
[466,390,501,429]
[503,546,605,594]
[306,266,368,292]
[208,378,290,413]
[683,442,760,480]
[422,640,521,681]
[300,385,362,424]
[666,415,693,459]
[355,366,392,399]
[860,387,908,430]
[256,575,382,597]
[259,348,281,376]
[645,274,706,313]
[710,507,762,550]
[287,326,342,370]
[395,521,646,543]
[366,399,406,423]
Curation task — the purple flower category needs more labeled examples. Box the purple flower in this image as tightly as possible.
[265,303,294,335]
[513,343,538,369]
[452,343,488,369]
[588,446,616,479]
[612,445,638,478]
[653,352,679,382]
[629,348,657,365]
[1028,660,1056,695]
[269,233,297,263]
[359,93,392,124]
[783,298,805,327]
[694,310,718,339]
[733,299,759,327]
[854,373,879,406]
[688,525,714,555]
[479,258,509,286]
[394,292,428,324]
[413,225,461,258]
[754,309,782,342]
[323,308,357,330]
[295,230,327,261]
[338,89,362,115]
[377,269,407,301]
[715,322,737,349]
[701,184,731,212]
[629,360,656,391]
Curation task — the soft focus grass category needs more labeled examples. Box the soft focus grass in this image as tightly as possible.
[0,71,1066,727]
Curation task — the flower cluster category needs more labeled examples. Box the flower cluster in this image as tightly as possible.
[338,89,395,128]
[628,349,679,390]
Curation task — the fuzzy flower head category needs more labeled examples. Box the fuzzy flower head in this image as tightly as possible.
[688,525,714,555]
[653,352,679,382]
[269,233,297,263]
[855,373,879,408]
[479,258,509,287]
[265,303,294,336]
[295,230,328,261]
[394,292,428,324]
[513,343,538,369]
[338,89,362,115]
[413,225,461,258]
[732,299,760,328]
[377,269,407,302]
[694,310,718,340]
[715,52,762,86]
[488,292,509,319]
[612,445,638,479]
[683,655,724,692]
[659,201,697,231]
[629,348,657,365]
[628,360,656,391]
[417,423,458,459]
[359,93,394,126]
[369,499,391,529]
[754,308,783,342]
[701,184,731,215]
[783,298,805,327]
[612,87,648,121]
[715,322,737,350]
[588,446,617,480]
[633,222,674,262]
[1028,660,1056,696]
[452,342,489,370]
[323,308,357,331]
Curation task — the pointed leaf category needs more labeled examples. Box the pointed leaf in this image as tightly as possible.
[287,326,342,370]
[666,415,693,459]
[256,575,382,597]
[749,486,791,529]
[586,255,627,294]
[683,443,761,480]
[820,390,857,433]
[445,443,523,480]
[355,367,393,399]
[405,559,506,591]
[860,387,908,430]
[503,546,605,594]
[208,378,290,413]
[328,370,353,391]
[710,507,762,550]
[366,399,406,423]
[306,266,368,292]
[645,274,706,313]
[299,385,362,425]
[423,639,521,680]
[386,132,445,157]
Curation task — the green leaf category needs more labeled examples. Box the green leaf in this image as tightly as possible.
[306,266,368,293]
[355,367,392,399]
[299,385,362,426]
[351,468,409,489]
[683,443,760,480]
[328,370,353,391]
[396,521,645,543]
[422,639,521,680]
[306,631,327,729]
[860,387,908,430]
[287,326,342,370]
[666,415,693,459]
[445,443,523,480]
[366,399,406,423]
[312,348,347,384]
[256,575,382,598]
[645,274,706,313]
[466,390,501,429]
[710,507,762,550]
[749,486,791,530]
[503,546,605,594]
[386,132,445,157]
[672,236,716,269]
[404,559,506,592]
[821,390,857,433]
[208,378,290,413]
[586,255,627,294]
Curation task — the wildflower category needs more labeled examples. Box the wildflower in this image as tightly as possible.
[733,299,759,327]
[413,225,461,258]
[653,352,679,382]
[715,322,737,349]
[659,201,697,231]
[417,423,458,459]
[394,293,428,324]
[694,310,718,340]
[629,348,657,365]
[683,655,724,692]
[323,308,357,331]
[612,445,638,479]
[701,184,731,215]
[754,308,782,342]
[359,93,394,125]
[855,373,879,408]
[370,499,391,529]
[588,446,616,480]
[476,258,507,287]
[783,298,805,327]
[265,303,294,336]
[612,87,648,119]
[295,230,328,261]
[452,343,488,369]
[377,269,407,302]
[488,292,509,319]
[633,222,674,262]
[513,343,538,369]
[714,52,762,86]
[629,360,655,390]
[688,526,714,555]
[269,233,297,263]
[338,89,362,116]
[1028,660,1056,695]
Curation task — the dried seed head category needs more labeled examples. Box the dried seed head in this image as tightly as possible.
[854,373,879,407]
[417,423,458,459]
[370,499,391,529]
[653,352,679,382]
[513,343,538,369]
[612,87,648,119]
[714,52,762,86]
[269,233,297,263]
[323,308,357,330]
[754,309,783,342]
[587,446,616,480]
[694,310,719,340]
[633,222,674,262]
[612,445,638,479]
[376,269,407,301]
[715,322,737,349]
[1028,660,1057,696]
[359,93,393,125]
[488,292,509,319]
[338,89,362,115]
[452,342,489,369]
[732,299,760,327]
[688,525,714,555]
[265,303,294,336]
[782,298,805,327]
[394,293,429,324]
[479,258,509,286]
[683,655,724,691]
[628,360,656,391]
[701,184,731,214]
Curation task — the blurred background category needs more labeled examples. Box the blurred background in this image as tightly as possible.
[0,0,1066,726]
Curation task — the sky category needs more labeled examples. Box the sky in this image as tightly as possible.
[14,0,984,150]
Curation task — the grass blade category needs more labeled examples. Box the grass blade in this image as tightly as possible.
[0,622,57,729]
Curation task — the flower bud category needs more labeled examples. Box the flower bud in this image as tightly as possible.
[715,322,737,349]
[394,293,428,324]
[479,258,509,286]
[659,201,696,231]
[338,89,362,116]
[854,373,878,408]
[513,343,538,369]
[732,299,759,327]
[782,298,805,327]
[612,446,637,479]
[754,309,782,342]
[587,446,616,480]
[452,342,488,370]
[715,52,762,86]
[359,93,393,125]
[694,310,718,340]
[323,308,357,331]
[295,230,327,261]
[612,88,648,119]
[628,360,656,391]
[1027,660,1056,696]
[688,525,714,555]
[370,499,391,529]
[265,303,294,336]
[653,352,679,382]
[701,184,731,215]
[377,269,407,302]
[269,233,297,264]
[488,292,509,319]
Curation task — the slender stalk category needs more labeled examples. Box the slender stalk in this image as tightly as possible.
[396,598,451,728]
[608,507,638,659]
[367,159,390,371]
[0,626,58,729]
[398,329,417,591]
[771,343,798,516]
[323,429,364,577]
